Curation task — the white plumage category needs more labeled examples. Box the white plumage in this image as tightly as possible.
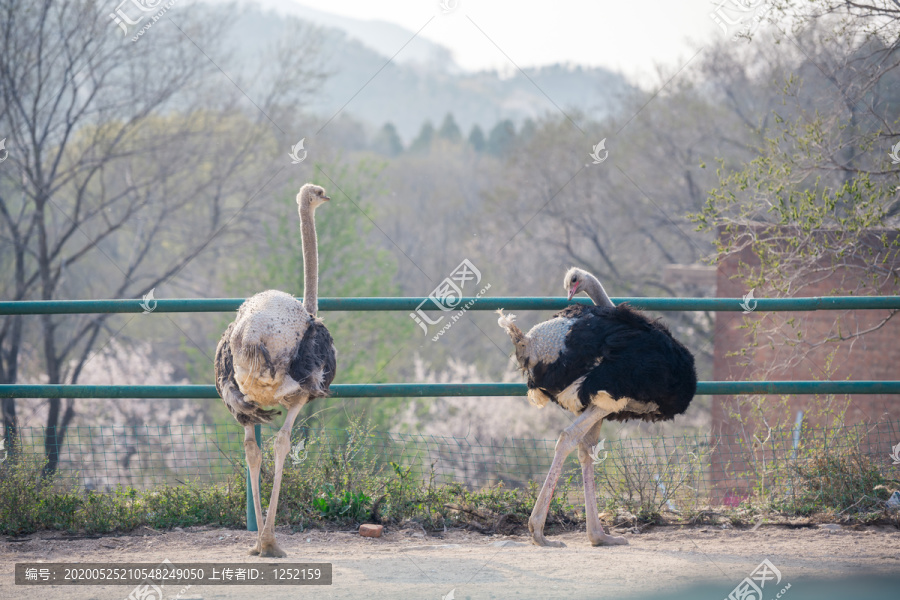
[522,316,575,364]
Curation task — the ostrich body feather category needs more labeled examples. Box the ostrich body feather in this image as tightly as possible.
[501,304,696,421]
[215,290,336,425]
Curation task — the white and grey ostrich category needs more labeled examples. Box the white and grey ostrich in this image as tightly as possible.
[214,183,337,558]
[497,267,696,547]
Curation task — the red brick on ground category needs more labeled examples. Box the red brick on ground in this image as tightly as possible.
[359,524,383,538]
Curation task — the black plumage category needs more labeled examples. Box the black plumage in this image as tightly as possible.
[526,303,696,421]
[288,317,337,398]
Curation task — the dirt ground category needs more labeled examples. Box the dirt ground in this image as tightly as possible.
[0,523,898,600]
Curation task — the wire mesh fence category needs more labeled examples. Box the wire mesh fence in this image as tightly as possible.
[5,419,899,509]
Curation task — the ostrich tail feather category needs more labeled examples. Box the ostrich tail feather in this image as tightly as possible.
[496,309,517,329]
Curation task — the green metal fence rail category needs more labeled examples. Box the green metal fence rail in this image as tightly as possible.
[1,295,898,314]
[2,295,899,531]
[3,381,900,398]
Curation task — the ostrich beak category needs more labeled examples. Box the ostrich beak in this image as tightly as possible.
[323,195,331,201]
[567,282,579,301]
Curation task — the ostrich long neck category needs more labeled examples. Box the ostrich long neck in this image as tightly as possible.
[300,204,319,316]
[584,272,615,308]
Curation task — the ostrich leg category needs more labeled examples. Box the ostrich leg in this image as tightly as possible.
[257,400,306,558]
[577,420,627,546]
[244,425,265,556]
[529,404,609,547]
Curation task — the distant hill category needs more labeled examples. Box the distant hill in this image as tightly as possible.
[244,0,459,71]
[227,1,635,140]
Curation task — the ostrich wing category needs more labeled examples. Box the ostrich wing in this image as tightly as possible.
[287,317,337,399]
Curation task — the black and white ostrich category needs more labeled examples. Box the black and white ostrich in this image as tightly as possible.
[214,183,337,557]
[497,267,696,547]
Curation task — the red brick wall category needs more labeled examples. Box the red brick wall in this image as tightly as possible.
[710,228,900,503]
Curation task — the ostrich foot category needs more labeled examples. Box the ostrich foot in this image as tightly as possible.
[248,540,260,556]
[589,533,628,546]
[530,533,567,548]
[258,538,287,558]
[529,524,566,548]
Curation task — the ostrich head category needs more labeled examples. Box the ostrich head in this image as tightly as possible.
[296,183,330,212]
[564,267,615,307]
[564,267,589,301]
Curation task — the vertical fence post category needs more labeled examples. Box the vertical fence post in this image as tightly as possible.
[246,423,261,532]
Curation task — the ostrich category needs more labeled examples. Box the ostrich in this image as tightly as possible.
[214,183,336,558]
[497,268,696,547]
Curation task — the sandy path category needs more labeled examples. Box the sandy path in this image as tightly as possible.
[0,524,898,599]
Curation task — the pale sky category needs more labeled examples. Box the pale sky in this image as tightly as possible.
[279,0,728,83]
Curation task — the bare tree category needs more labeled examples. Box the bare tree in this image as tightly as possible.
[698,3,900,317]
[481,98,732,366]
[0,0,324,474]
[692,0,900,400]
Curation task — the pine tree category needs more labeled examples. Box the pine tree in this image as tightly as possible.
[409,121,435,154]
[372,122,403,156]
[486,119,516,156]
[438,113,462,143]
[467,124,486,152]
